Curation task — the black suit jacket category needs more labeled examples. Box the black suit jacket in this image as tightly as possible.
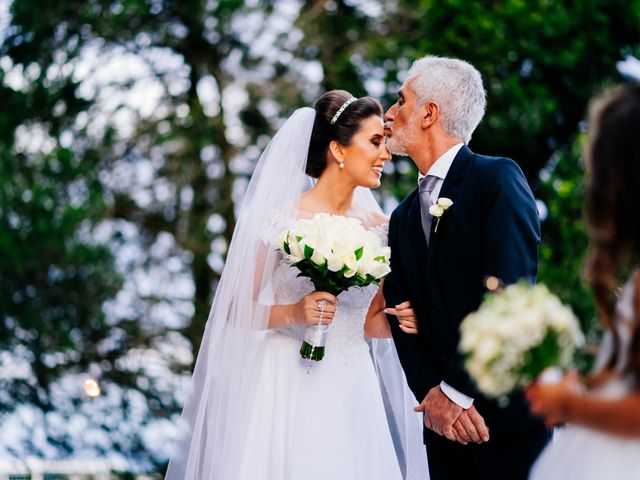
[384,145,544,436]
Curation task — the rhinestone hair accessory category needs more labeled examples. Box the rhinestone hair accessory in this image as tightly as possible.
[330,97,357,125]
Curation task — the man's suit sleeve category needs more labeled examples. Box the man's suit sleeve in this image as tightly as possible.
[384,208,432,402]
[442,158,541,396]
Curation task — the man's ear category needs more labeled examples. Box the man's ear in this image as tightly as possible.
[329,140,344,163]
[420,101,439,130]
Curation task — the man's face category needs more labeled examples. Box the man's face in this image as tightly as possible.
[384,79,420,156]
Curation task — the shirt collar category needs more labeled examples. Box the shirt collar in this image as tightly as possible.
[417,143,464,184]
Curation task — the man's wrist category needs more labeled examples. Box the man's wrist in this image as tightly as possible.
[440,381,474,409]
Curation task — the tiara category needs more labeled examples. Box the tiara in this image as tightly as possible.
[330,97,357,124]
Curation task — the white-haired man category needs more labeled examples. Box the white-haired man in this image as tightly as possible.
[383,56,549,480]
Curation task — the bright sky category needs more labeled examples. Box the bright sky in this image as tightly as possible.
[0,0,11,42]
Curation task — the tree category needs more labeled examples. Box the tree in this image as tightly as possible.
[1,0,319,469]
[298,0,640,332]
[2,0,640,471]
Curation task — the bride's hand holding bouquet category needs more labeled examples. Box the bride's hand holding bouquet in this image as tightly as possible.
[290,291,338,327]
[275,212,391,362]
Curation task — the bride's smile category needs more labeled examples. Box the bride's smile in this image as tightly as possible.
[333,115,390,189]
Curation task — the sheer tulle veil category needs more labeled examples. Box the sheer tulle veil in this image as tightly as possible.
[165,107,427,479]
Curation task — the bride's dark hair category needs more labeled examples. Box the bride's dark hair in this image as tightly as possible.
[584,83,640,387]
[306,90,383,178]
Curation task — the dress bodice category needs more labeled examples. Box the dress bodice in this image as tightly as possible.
[261,213,388,363]
[593,272,639,397]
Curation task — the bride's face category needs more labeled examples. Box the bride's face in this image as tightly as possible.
[340,115,390,188]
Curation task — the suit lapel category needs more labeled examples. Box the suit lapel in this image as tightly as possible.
[426,145,474,272]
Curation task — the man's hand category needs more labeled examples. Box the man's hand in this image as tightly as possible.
[414,386,463,441]
[451,405,490,445]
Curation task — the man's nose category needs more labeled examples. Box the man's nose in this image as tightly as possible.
[383,105,396,122]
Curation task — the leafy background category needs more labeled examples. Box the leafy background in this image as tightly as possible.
[1,0,639,475]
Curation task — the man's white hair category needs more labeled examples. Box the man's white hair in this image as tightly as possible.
[408,55,486,143]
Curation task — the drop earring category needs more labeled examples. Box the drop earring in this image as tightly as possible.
[339,161,344,169]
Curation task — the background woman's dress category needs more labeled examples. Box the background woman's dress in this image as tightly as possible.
[529,274,640,479]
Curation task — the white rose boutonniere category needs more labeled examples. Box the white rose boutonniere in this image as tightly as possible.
[428,197,453,232]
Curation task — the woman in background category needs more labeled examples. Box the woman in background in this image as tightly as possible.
[527,83,640,479]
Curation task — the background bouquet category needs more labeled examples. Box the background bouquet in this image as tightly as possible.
[459,281,584,400]
[276,213,391,361]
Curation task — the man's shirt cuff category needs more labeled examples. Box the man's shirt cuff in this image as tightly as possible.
[440,381,474,409]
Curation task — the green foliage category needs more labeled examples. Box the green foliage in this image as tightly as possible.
[1,0,331,468]
[518,329,561,381]
[292,256,379,296]
[295,2,639,340]
[291,256,381,298]
[293,1,640,376]
[366,0,640,179]
[537,137,594,327]
[537,136,601,371]
[2,0,640,472]
[352,0,638,348]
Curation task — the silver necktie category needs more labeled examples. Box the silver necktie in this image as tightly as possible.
[419,175,439,245]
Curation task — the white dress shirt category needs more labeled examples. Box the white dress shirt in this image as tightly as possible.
[417,143,474,409]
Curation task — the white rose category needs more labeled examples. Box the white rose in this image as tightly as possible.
[288,236,304,259]
[326,253,343,272]
[473,337,501,363]
[356,256,380,277]
[437,197,453,209]
[332,236,354,259]
[429,204,445,217]
[338,251,358,276]
[374,262,391,279]
[343,266,357,278]
[310,247,328,266]
[302,230,320,251]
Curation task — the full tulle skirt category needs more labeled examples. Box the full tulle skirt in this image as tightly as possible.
[529,424,640,480]
[235,332,403,480]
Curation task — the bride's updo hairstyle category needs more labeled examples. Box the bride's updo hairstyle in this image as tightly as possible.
[306,90,383,178]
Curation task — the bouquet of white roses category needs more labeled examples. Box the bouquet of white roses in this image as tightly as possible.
[459,282,584,400]
[276,213,391,361]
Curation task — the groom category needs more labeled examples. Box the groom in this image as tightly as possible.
[383,56,550,480]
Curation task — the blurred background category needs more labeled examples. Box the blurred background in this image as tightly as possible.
[0,0,639,477]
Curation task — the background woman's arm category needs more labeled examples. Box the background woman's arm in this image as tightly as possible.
[527,372,640,437]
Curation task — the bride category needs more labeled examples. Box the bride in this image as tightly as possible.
[165,90,428,479]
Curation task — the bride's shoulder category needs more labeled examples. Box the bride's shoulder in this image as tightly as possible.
[360,210,389,230]
[260,207,296,243]
[359,210,389,244]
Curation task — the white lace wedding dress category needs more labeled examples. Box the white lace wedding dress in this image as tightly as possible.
[235,222,404,480]
[529,274,640,479]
